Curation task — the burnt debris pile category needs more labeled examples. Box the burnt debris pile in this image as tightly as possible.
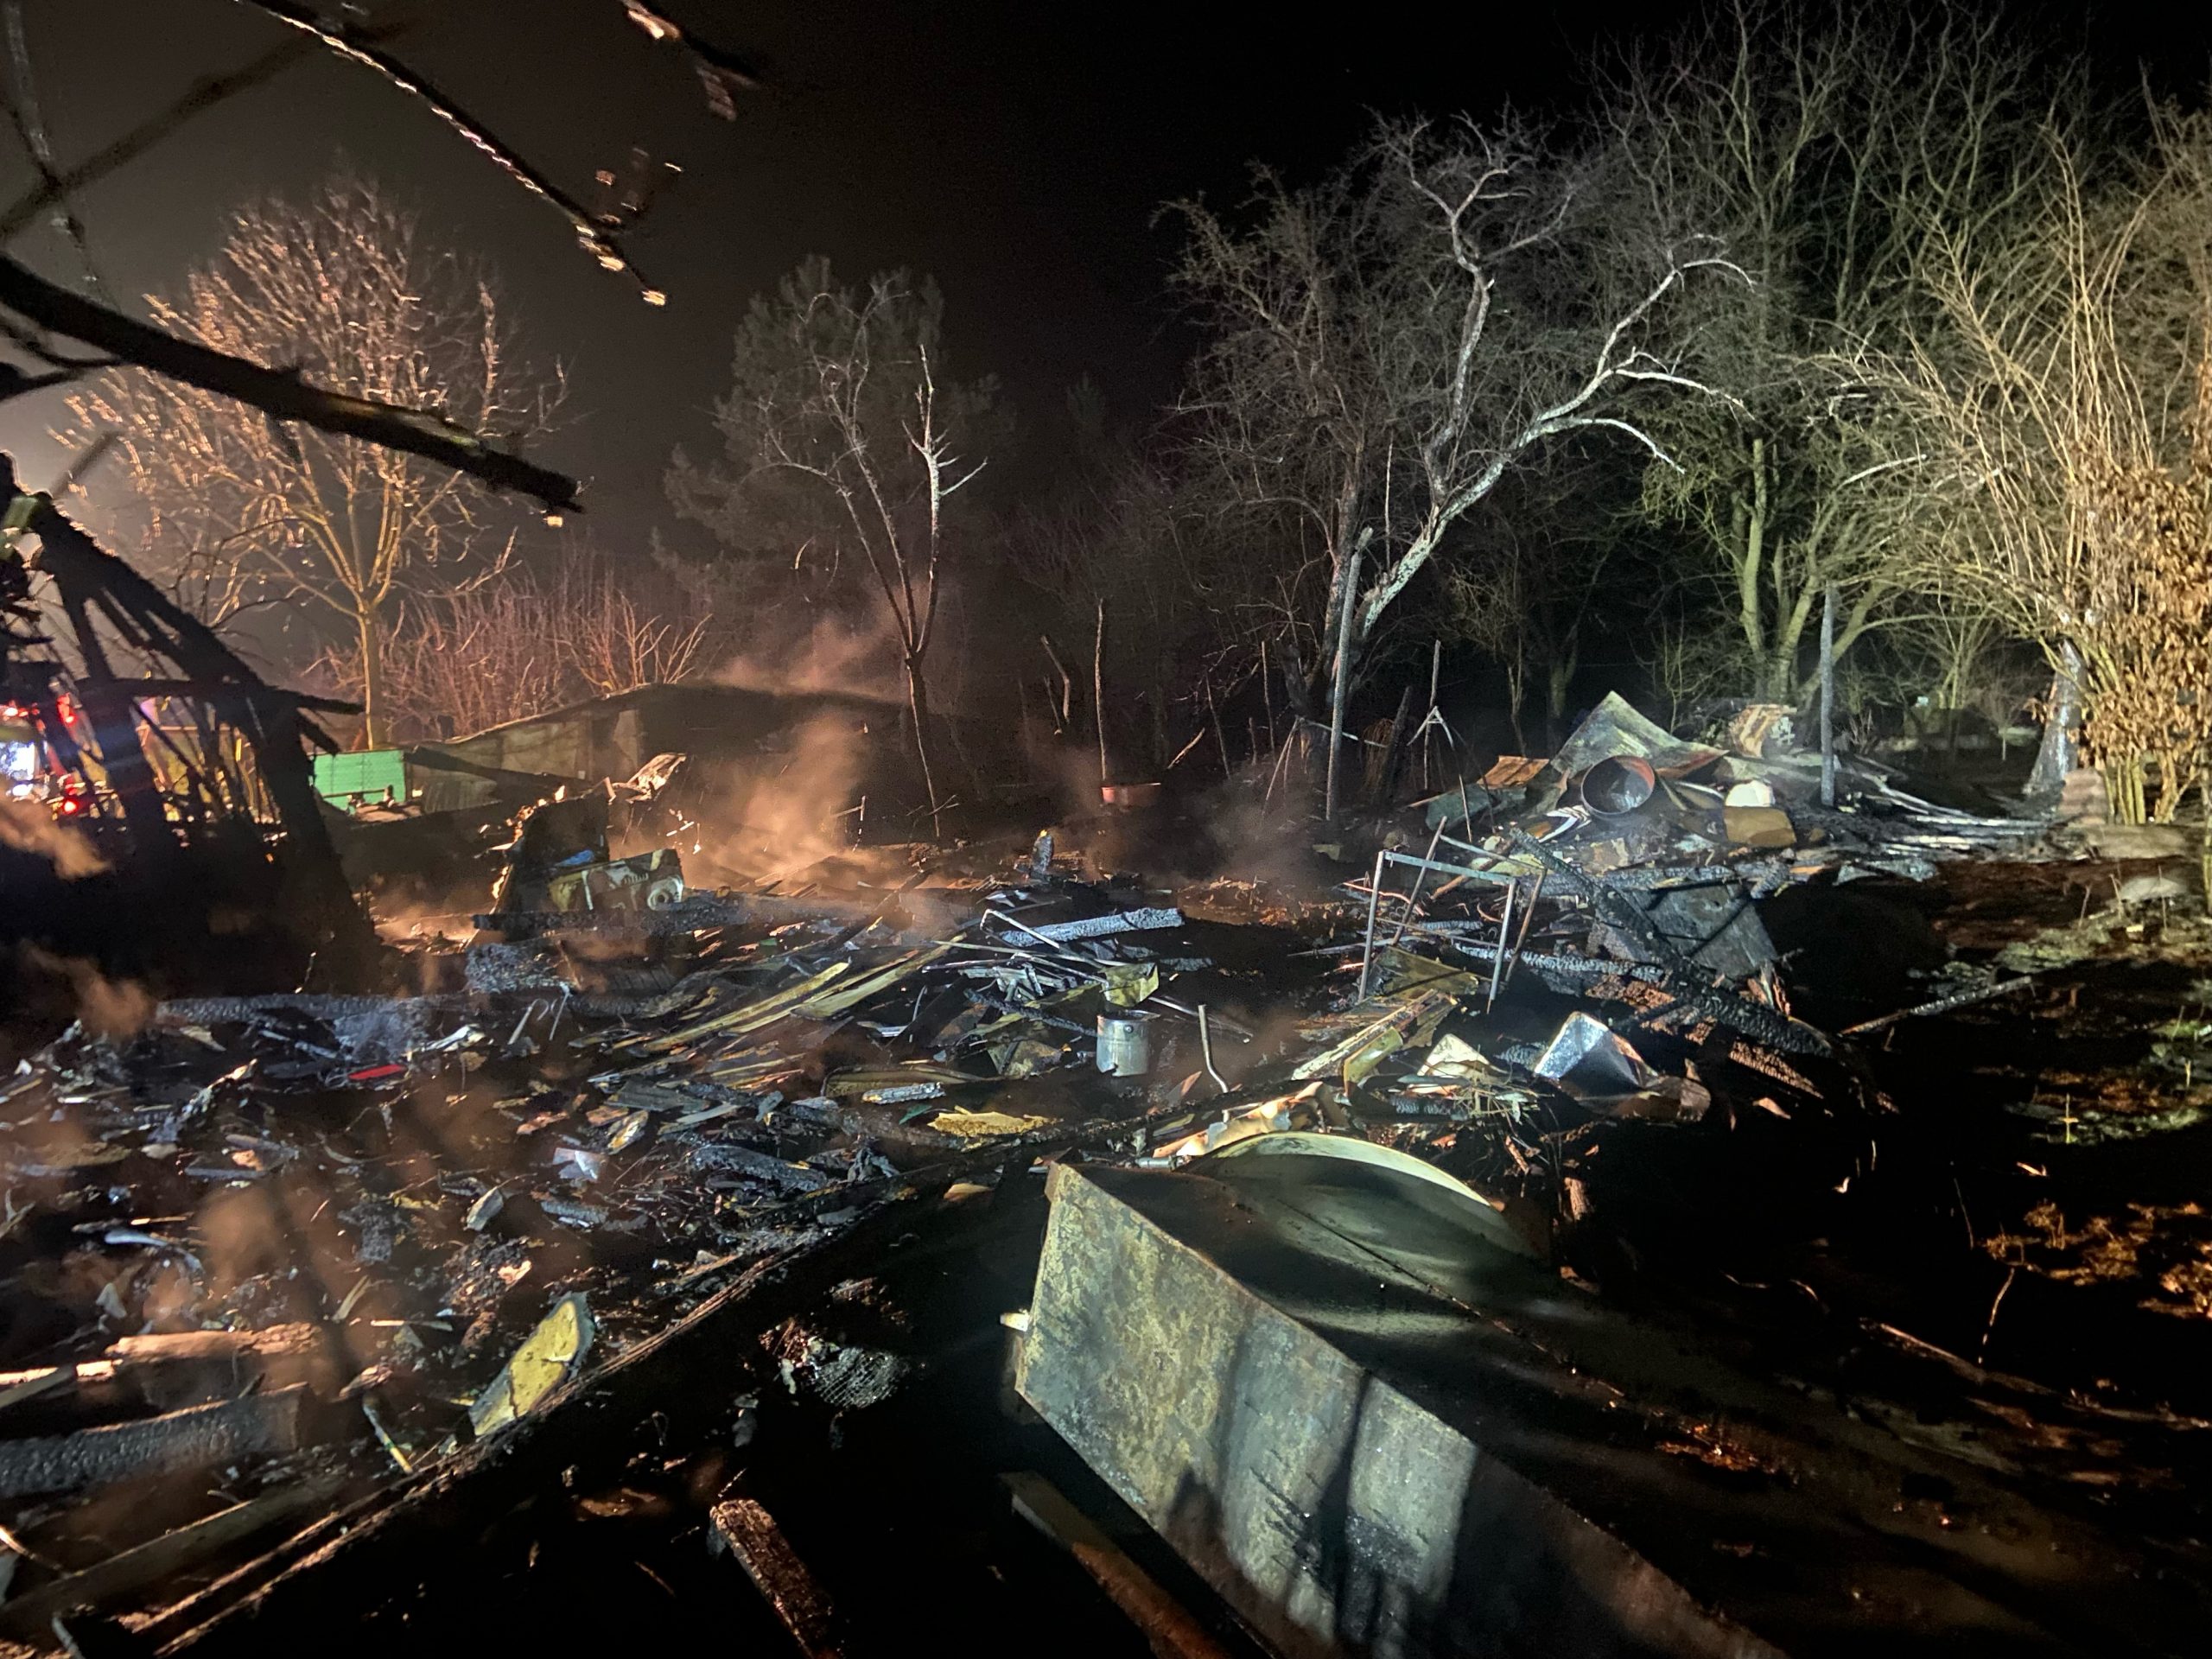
[0,685,2208,1655]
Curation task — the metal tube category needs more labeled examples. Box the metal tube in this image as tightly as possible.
[1198,1004,1229,1094]
[1357,846,1387,1000]
[1383,816,1448,951]
[1485,876,1516,1013]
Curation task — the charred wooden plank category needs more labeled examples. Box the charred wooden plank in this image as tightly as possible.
[0,1388,303,1499]
[709,1491,840,1658]
[0,1475,344,1636]
[1004,1471,1233,1659]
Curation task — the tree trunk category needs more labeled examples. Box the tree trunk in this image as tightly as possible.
[1325,550,1361,824]
[904,652,942,840]
[1545,642,1579,745]
[356,606,385,750]
[1819,583,1837,809]
[2200,759,2210,917]
[1092,597,1109,787]
[2025,641,2082,804]
[1736,442,1770,688]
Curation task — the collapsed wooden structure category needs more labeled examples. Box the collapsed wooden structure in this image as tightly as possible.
[0,454,383,982]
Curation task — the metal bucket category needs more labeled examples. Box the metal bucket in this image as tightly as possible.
[1096,1009,1154,1076]
[1577,754,1656,816]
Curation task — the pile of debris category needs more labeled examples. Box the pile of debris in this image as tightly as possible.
[1350,692,2042,1023]
[0,695,2127,1649]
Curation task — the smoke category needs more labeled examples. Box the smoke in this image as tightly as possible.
[0,797,108,878]
[1190,774,1325,891]
[1014,718,1323,890]
[685,713,868,884]
[370,894,481,949]
[713,610,907,704]
[20,945,155,1039]
[1017,718,1109,823]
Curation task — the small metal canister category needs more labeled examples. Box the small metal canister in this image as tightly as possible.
[1096,1009,1154,1076]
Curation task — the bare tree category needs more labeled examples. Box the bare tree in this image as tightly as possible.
[670,257,998,832]
[1618,3,2054,702]
[317,547,712,741]
[1170,114,1741,755]
[561,555,711,699]
[354,585,566,741]
[66,175,561,746]
[1900,109,2212,827]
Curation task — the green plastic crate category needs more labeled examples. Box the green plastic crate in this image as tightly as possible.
[313,747,408,806]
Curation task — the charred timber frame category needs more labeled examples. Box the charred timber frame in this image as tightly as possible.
[3,456,380,977]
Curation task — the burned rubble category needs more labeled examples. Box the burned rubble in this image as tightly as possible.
[3,677,2209,1656]
[19,3,2212,1649]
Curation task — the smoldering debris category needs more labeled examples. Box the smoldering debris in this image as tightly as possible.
[0,683,2205,1652]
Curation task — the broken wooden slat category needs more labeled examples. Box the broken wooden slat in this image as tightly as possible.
[105,1325,340,1409]
[0,1365,80,1414]
[0,1386,304,1498]
[1003,1471,1233,1659]
[709,1491,840,1657]
[633,963,851,1052]
[0,1474,345,1636]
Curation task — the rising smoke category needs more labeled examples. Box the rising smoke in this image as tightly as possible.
[0,797,109,879]
[683,713,868,885]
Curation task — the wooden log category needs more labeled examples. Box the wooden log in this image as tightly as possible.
[0,1387,303,1499]
[0,1475,344,1636]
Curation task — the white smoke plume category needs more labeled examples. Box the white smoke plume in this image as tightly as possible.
[0,797,108,878]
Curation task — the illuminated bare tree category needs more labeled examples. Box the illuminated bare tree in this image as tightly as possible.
[1171,114,1742,758]
[1902,111,2212,829]
[671,257,998,831]
[560,556,711,698]
[319,549,712,740]
[355,586,566,741]
[1618,3,2053,701]
[66,175,561,745]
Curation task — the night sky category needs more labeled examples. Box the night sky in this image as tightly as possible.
[0,0,2202,540]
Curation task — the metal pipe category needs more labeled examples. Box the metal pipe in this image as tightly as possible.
[1357,845,1387,1000]
[1485,876,1516,1013]
[1197,1005,1229,1095]
[1499,870,1546,1000]
[1383,816,1449,952]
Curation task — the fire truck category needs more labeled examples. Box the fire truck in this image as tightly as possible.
[0,694,95,818]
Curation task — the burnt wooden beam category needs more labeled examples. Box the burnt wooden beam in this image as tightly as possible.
[709,1489,841,1658]
[0,1475,344,1638]
[0,1387,303,1500]
[1003,1471,1234,1659]
[105,680,361,717]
